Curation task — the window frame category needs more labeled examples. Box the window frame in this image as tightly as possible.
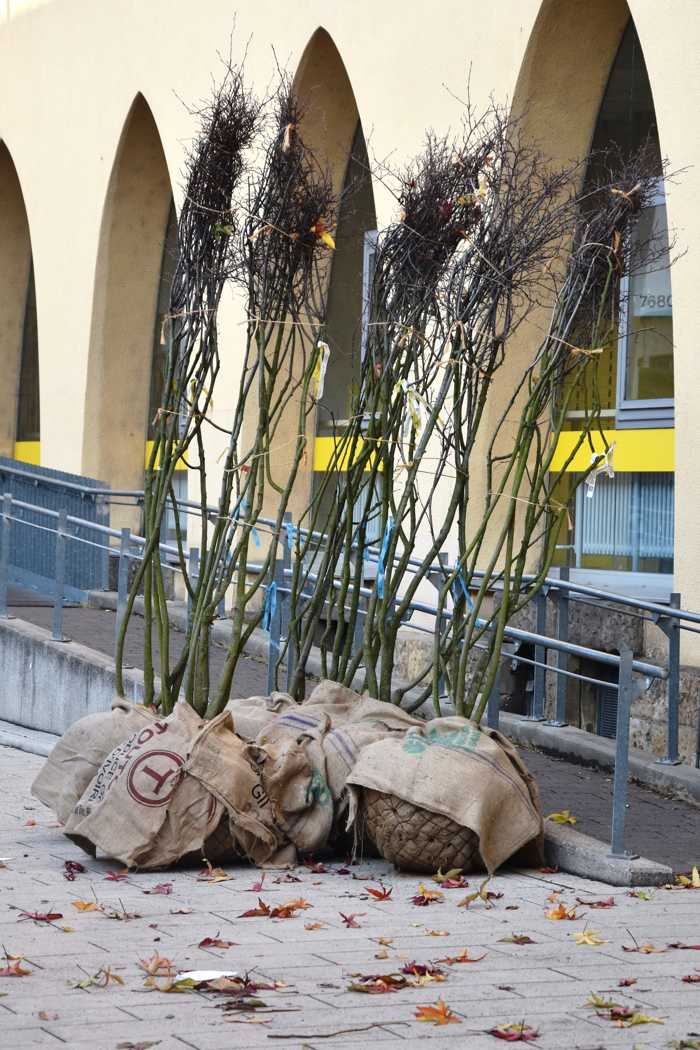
[615,178,674,429]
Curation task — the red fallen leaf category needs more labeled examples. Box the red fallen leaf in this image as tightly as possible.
[348,973,409,994]
[488,1021,540,1041]
[303,860,329,874]
[273,873,302,884]
[576,896,615,909]
[0,959,32,976]
[63,860,86,881]
[335,867,351,875]
[401,961,445,978]
[682,973,700,983]
[539,866,559,874]
[436,948,487,963]
[104,870,129,881]
[367,884,393,901]
[247,874,265,892]
[439,877,470,889]
[18,910,63,923]
[340,912,365,927]
[24,818,37,827]
[269,898,311,919]
[411,884,444,906]
[144,883,172,895]
[618,977,637,987]
[415,998,461,1025]
[198,935,236,949]
[239,898,271,918]
[608,1006,635,1021]
[499,934,535,945]
[668,942,700,951]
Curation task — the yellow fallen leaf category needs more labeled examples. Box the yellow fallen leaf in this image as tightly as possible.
[573,930,607,946]
[547,810,577,825]
[71,901,99,912]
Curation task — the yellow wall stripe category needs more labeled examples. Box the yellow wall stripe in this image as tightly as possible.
[13,441,40,465]
[550,428,674,473]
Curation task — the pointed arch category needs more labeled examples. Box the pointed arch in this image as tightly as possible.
[0,141,39,460]
[83,93,175,490]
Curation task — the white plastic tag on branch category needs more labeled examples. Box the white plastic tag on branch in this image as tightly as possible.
[313,341,330,399]
[394,379,425,443]
[585,442,616,499]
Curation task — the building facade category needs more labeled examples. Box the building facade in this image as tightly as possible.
[1,0,699,661]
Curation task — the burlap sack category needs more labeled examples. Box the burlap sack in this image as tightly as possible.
[31,699,158,823]
[64,703,287,869]
[346,716,543,873]
[226,692,295,741]
[252,682,422,853]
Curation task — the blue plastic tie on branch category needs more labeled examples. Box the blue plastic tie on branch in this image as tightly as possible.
[376,516,395,600]
[286,522,298,551]
[452,560,475,611]
[262,580,277,631]
[252,527,261,548]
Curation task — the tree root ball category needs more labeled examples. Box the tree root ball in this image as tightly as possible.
[361,789,482,874]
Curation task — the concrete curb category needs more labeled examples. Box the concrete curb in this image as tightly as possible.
[543,820,674,887]
[0,719,59,757]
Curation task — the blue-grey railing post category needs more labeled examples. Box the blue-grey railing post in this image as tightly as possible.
[528,588,547,720]
[282,512,295,693]
[428,551,449,698]
[97,494,110,591]
[657,591,681,765]
[609,648,635,858]
[267,542,285,695]
[187,546,200,632]
[0,493,12,618]
[547,567,569,726]
[114,527,131,656]
[52,508,69,641]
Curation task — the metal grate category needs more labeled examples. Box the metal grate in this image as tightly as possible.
[596,683,619,739]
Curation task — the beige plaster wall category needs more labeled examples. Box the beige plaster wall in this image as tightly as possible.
[0,0,699,645]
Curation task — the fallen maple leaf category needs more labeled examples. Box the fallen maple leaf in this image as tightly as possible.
[415,998,461,1025]
[618,977,637,987]
[545,902,579,921]
[488,1021,540,1041]
[667,942,700,950]
[63,860,85,881]
[627,888,655,900]
[458,877,502,909]
[367,884,393,901]
[38,1011,59,1020]
[104,870,129,882]
[585,992,621,1009]
[273,873,301,884]
[411,883,444,906]
[682,973,700,983]
[198,935,235,949]
[247,874,265,892]
[170,907,193,915]
[426,929,450,937]
[348,973,408,994]
[575,896,615,909]
[239,898,270,918]
[539,866,559,874]
[622,942,667,954]
[401,961,446,981]
[0,960,31,977]
[376,936,393,946]
[24,817,37,827]
[610,1009,664,1028]
[340,912,365,927]
[436,948,486,964]
[572,930,607,946]
[18,910,62,923]
[100,905,141,921]
[304,922,326,930]
[303,860,328,873]
[499,934,535,945]
[198,862,233,884]
[547,809,577,825]
[144,883,172,895]
[71,900,99,912]
[676,866,700,889]
[434,867,463,882]
[270,898,311,918]
[545,889,561,903]
[69,966,125,989]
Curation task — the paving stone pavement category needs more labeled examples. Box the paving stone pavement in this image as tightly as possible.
[2,746,700,1050]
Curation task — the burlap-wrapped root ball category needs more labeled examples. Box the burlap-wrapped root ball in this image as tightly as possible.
[361,789,482,874]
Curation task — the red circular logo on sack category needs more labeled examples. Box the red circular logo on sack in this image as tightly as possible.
[126,750,184,807]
